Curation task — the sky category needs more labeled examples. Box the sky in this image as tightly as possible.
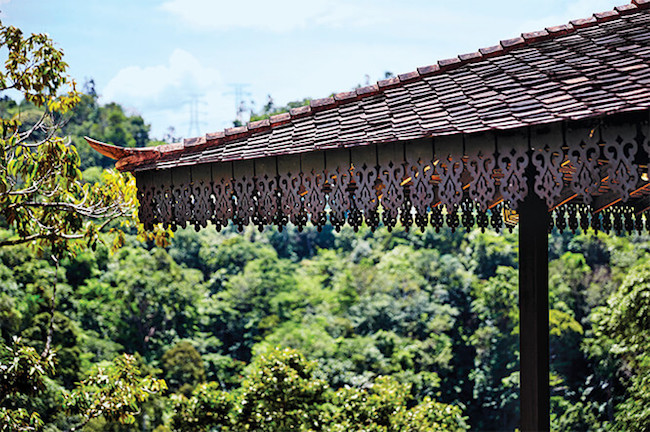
[1,0,627,141]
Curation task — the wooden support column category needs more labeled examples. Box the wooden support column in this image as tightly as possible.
[518,186,550,431]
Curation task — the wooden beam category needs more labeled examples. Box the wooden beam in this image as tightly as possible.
[592,181,650,213]
[518,167,550,432]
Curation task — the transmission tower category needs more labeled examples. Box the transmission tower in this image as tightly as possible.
[187,94,207,138]
[224,83,252,124]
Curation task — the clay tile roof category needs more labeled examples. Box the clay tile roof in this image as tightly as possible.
[594,10,620,21]
[102,1,650,172]
[248,119,270,130]
[356,84,380,96]
[269,112,291,125]
[417,64,440,75]
[478,45,503,56]
[500,37,525,48]
[289,105,311,117]
[546,24,572,34]
[378,77,400,89]
[522,30,549,42]
[398,71,420,82]
[183,136,205,146]
[570,16,598,28]
[224,126,247,136]
[458,51,482,61]
[206,131,225,140]
[334,90,357,101]
[616,4,639,13]
[310,97,336,109]
[438,57,462,68]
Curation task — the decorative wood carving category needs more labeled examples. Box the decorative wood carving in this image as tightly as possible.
[134,120,650,234]
[498,144,529,209]
[566,129,602,203]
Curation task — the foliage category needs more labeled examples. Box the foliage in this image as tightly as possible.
[236,347,328,431]
[0,338,54,431]
[63,354,167,430]
[247,97,311,124]
[161,341,206,395]
[171,381,233,431]
[469,266,519,430]
[0,338,54,399]
[329,375,468,432]
[593,262,650,431]
[0,22,140,254]
[171,347,467,432]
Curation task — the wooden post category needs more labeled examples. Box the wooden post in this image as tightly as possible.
[518,187,550,431]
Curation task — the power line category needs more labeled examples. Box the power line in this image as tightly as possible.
[186,94,208,138]
[224,83,252,124]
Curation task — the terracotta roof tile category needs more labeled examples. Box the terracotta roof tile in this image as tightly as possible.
[224,126,247,136]
[377,77,400,88]
[183,136,206,146]
[522,30,550,42]
[248,119,270,130]
[356,84,380,96]
[458,51,482,61]
[501,37,526,48]
[289,105,311,118]
[546,24,573,34]
[269,112,291,125]
[310,97,336,109]
[571,17,598,28]
[478,45,504,56]
[398,70,420,82]
[333,90,357,102]
[595,10,620,21]
[438,57,462,68]
[417,64,440,75]
[206,131,225,140]
[111,3,650,172]
[616,3,639,14]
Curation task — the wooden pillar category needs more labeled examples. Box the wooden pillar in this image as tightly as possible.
[518,188,550,431]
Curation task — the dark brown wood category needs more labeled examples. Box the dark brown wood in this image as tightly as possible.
[518,176,551,432]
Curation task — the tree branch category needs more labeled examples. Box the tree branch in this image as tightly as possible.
[41,254,58,359]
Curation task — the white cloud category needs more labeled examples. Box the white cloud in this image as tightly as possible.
[102,49,221,110]
[101,49,231,140]
[159,0,623,40]
[515,0,624,35]
[160,0,397,32]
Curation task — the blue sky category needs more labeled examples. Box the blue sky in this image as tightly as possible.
[2,0,626,140]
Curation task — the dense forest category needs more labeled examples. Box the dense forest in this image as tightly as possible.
[1,22,650,432]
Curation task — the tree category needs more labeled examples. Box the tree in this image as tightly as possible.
[236,348,328,431]
[0,21,137,253]
[63,354,166,430]
[592,261,650,431]
[170,382,233,432]
[470,266,520,430]
[330,375,468,431]
[0,21,168,431]
[161,341,206,395]
[0,338,54,431]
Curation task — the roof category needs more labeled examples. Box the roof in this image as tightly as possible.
[89,0,650,172]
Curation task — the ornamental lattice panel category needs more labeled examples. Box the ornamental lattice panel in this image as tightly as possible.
[133,115,650,234]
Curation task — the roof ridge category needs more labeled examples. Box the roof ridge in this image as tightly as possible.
[166,1,650,155]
